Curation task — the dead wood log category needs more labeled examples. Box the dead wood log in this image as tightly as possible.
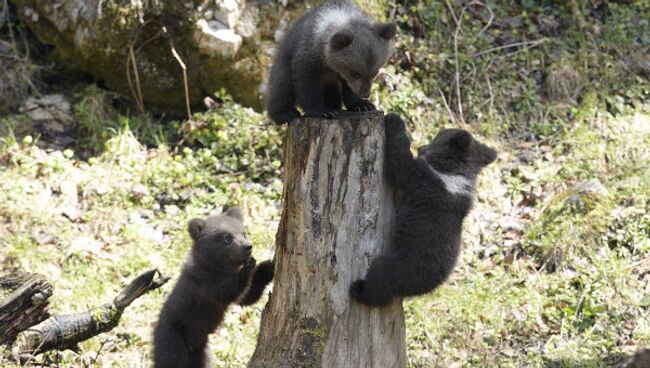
[13,268,169,356]
[0,272,53,346]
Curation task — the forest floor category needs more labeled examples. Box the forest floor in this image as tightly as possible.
[1,1,649,367]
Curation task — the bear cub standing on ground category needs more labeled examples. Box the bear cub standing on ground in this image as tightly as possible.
[153,207,274,368]
[267,0,397,124]
[350,114,497,307]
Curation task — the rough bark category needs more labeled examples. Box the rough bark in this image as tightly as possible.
[14,268,169,356]
[0,272,52,346]
[248,111,406,368]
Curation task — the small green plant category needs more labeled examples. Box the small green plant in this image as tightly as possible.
[179,90,284,183]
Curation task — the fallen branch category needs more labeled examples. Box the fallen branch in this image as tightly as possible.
[13,269,169,356]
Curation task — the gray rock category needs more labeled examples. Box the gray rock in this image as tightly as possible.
[21,94,71,125]
[18,94,76,149]
[130,183,150,201]
[213,0,243,28]
[10,0,306,111]
[193,19,242,57]
[274,16,290,42]
[237,4,259,39]
[566,179,608,206]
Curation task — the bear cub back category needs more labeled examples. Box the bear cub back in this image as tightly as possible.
[350,114,496,307]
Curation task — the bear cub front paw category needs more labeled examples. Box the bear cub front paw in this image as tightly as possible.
[304,110,339,119]
[349,279,366,300]
[255,260,275,283]
[384,113,406,133]
[269,109,300,125]
[347,100,376,112]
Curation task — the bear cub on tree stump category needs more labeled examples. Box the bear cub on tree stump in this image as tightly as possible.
[153,207,274,368]
[266,0,397,124]
[350,113,497,307]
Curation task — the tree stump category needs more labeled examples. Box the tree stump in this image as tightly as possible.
[248,111,406,368]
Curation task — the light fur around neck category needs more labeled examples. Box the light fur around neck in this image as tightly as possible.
[314,2,365,38]
[426,164,475,197]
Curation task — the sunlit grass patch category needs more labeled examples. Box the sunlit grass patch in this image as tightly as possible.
[1,0,649,365]
[0,104,282,366]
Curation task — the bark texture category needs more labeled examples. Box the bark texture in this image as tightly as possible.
[248,111,406,368]
[0,272,52,346]
[14,268,169,355]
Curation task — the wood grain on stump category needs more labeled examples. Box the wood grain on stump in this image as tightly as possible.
[249,111,406,368]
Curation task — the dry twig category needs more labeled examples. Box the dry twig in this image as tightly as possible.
[124,20,164,115]
[445,0,492,124]
[168,37,192,121]
[472,39,548,58]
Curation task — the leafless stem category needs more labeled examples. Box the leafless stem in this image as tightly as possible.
[124,21,163,116]
[445,1,495,124]
[437,88,455,124]
[478,4,494,35]
[472,39,547,58]
[88,338,110,366]
[446,1,463,123]
[485,68,494,112]
[126,43,145,115]
[169,39,192,121]
[444,0,459,28]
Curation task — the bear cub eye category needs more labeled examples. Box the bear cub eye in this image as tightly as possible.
[223,234,233,244]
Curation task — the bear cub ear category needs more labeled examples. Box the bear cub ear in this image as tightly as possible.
[330,31,354,50]
[223,206,244,221]
[375,22,397,41]
[450,130,473,155]
[188,218,206,241]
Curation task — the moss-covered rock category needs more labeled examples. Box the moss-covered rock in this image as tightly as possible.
[8,0,318,113]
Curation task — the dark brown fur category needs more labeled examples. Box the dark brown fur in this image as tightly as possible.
[350,114,496,307]
[153,208,274,367]
[266,0,396,123]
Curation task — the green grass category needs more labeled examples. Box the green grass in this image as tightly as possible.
[1,103,647,368]
[0,120,280,366]
[1,0,649,366]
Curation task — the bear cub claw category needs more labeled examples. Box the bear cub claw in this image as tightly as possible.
[270,109,300,124]
[255,260,275,283]
[384,113,405,132]
[304,110,339,119]
[349,279,365,299]
[347,100,376,112]
[244,257,256,271]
